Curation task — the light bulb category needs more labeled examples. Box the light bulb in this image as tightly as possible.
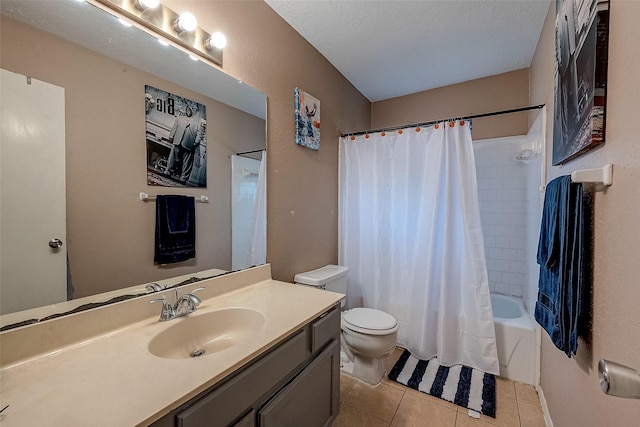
[135,0,159,10]
[189,54,199,61]
[118,18,132,27]
[175,12,197,33]
[158,38,169,46]
[138,0,160,9]
[206,32,227,50]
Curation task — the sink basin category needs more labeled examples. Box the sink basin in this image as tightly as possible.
[148,308,265,359]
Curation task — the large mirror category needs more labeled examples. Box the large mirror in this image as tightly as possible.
[0,0,267,327]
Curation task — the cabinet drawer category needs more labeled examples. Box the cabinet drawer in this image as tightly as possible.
[177,329,307,427]
[310,306,340,353]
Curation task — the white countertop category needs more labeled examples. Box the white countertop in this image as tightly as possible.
[0,265,343,426]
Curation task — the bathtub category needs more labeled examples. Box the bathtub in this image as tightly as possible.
[491,294,538,386]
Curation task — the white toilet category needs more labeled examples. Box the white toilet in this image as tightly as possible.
[294,265,399,385]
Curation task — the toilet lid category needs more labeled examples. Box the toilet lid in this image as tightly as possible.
[342,308,397,332]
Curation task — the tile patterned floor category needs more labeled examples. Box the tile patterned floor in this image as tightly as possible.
[333,347,546,427]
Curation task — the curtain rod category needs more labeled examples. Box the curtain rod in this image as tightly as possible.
[235,149,264,156]
[340,104,545,138]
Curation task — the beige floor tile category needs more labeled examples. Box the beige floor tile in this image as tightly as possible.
[333,403,390,427]
[382,375,407,391]
[340,373,356,402]
[339,347,544,427]
[462,392,519,427]
[518,401,545,427]
[391,392,457,427]
[455,412,503,427]
[403,386,459,411]
[514,382,538,405]
[345,380,405,423]
[495,376,516,399]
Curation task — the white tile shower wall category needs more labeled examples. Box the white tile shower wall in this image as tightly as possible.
[474,136,540,305]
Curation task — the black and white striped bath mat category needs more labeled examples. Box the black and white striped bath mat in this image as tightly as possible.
[388,349,496,418]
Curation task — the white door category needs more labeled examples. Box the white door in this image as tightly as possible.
[1,69,67,315]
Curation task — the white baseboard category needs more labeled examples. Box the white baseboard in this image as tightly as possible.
[537,385,554,427]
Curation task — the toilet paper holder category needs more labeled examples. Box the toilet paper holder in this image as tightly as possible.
[598,359,640,399]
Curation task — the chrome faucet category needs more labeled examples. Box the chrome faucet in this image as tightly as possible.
[149,298,176,321]
[149,287,206,321]
[175,288,204,316]
[145,283,163,293]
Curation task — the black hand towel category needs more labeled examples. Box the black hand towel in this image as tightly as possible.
[154,195,196,264]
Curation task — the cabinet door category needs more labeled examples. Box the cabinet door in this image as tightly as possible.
[177,330,307,427]
[258,340,339,427]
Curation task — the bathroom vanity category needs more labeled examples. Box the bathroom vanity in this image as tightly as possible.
[0,265,343,426]
[152,306,340,427]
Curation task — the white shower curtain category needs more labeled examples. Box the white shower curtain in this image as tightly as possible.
[339,122,499,375]
[249,150,267,266]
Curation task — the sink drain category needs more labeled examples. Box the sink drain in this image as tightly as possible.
[190,349,206,357]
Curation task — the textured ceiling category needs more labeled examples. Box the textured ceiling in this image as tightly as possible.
[265,0,551,102]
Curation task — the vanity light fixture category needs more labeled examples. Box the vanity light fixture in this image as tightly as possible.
[134,0,160,11]
[205,31,227,50]
[91,0,224,66]
[174,11,197,33]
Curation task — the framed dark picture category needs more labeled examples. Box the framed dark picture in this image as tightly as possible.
[553,0,609,165]
[145,85,207,187]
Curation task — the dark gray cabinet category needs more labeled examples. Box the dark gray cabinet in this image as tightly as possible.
[151,305,341,427]
[258,340,339,427]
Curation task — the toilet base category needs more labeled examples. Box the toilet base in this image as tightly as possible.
[352,354,386,385]
[340,349,386,385]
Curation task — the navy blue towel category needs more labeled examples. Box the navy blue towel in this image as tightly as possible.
[154,195,196,264]
[535,175,587,357]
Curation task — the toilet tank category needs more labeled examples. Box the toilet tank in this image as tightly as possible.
[294,265,348,294]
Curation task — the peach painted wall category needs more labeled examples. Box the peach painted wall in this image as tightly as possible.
[371,69,530,140]
[163,0,371,281]
[530,1,640,425]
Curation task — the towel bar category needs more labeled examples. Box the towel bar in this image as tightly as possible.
[570,164,613,187]
[139,192,208,203]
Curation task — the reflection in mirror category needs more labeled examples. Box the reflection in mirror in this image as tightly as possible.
[231,149,267,271]
[0,0,267,327]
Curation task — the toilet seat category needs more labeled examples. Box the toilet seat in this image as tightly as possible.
[342,308,398,336]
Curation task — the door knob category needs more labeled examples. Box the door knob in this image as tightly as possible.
[49,238,63,248]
